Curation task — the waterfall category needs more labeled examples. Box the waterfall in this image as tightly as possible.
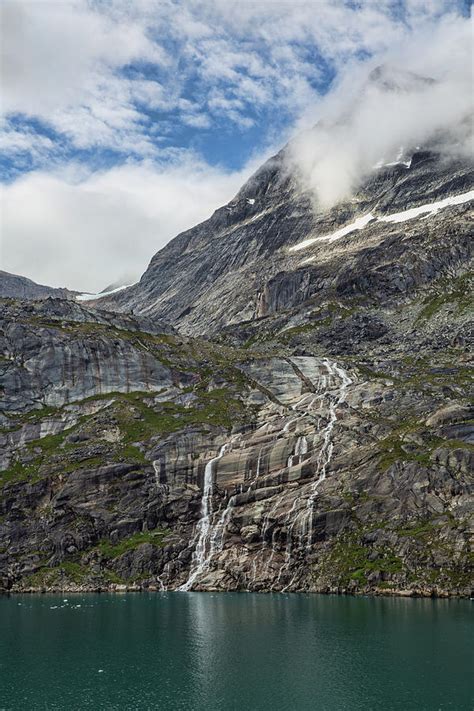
[205,443,268,584]
[263,360,352,590]
[155,575,166,591]
[179,444,228,591]
[287,434,308,467]
[303,360,352,547]
[152,460,161,489]
[177,357,353,592]
[152,459,170,495]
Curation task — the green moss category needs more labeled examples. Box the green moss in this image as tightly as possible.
[0,454,109,487]
[396,520,438,538]
[376,436,420,471]
[94,530,168,559]
[416,273,473,323]
[115,444,146,464]
[275,302,356,344]
[316,534,403,587]
[61,457,105,473]
[0,459,38,486]
[33,432,65,454]
[355,363,391,381]
[376,419,474,472]
[0,405,61,434]
[111,386,250,446]
[278,318,331,341]
[21,561,89,587]
[403,366,473,391]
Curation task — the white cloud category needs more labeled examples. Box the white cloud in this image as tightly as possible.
[287,14,473,209]
[3,0,466,157]
[0,155,266,292]
[0,120,55,156]
[0,0,167,154]
[1,0,165,117]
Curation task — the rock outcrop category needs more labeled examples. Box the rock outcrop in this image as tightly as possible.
[0,271,76,301]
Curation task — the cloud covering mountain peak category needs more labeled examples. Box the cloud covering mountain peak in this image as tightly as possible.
[288,15,473,209]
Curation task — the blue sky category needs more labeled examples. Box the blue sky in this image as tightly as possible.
[0,0,471,291]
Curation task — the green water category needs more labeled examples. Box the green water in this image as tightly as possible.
[0,593,472,711]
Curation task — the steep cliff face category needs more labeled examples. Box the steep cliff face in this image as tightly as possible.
[1,294,472,596]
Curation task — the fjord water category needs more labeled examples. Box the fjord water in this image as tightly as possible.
[0,594,472,711]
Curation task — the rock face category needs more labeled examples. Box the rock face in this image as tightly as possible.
[99,147,473,336]
[1,294,472,596]
[0,271,76,301]
[1,299,176,413]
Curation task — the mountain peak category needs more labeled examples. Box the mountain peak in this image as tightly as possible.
[367,64,436,93]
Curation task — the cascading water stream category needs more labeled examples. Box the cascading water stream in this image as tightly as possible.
[177,357,352,592]
[179,444,228,591]
[263,360,352,590]
[208,442,271,585]
[287,435,308,467]
[304,361,352,546]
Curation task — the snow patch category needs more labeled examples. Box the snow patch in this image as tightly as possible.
[384,157,412,168]
[246,198,255,205]
[374,146,412,169]
[290,213,375,252]
[293,189,474,261]
[379,190,474,223]
[77,284,133,302]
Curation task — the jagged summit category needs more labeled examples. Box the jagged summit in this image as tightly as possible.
[97,138,472,335]
[87,60,472,334]
[367,64,436,92]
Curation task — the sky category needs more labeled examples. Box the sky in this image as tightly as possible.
[0,0,471,292]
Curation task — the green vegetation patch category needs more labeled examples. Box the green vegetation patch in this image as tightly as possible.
[1,380,257,488]
[93,529,168,559]
[316,533,403,588]
[21,561,90,588]
[111,387,250,446]
[276,302,356,344]
[396,519,439,538]
[373,408,474,473]
[416,272,473,323]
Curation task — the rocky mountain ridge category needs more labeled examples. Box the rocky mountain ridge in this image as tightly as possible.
[0,270,77,302]
[99,145,473,336]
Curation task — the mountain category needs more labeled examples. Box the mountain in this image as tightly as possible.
[1,68,473,596]
[0,270,77,301]
[367,65,436,92]
[99,145,472,335]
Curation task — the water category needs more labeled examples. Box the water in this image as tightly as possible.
[0,594,472,710]
[180,444,228,591]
